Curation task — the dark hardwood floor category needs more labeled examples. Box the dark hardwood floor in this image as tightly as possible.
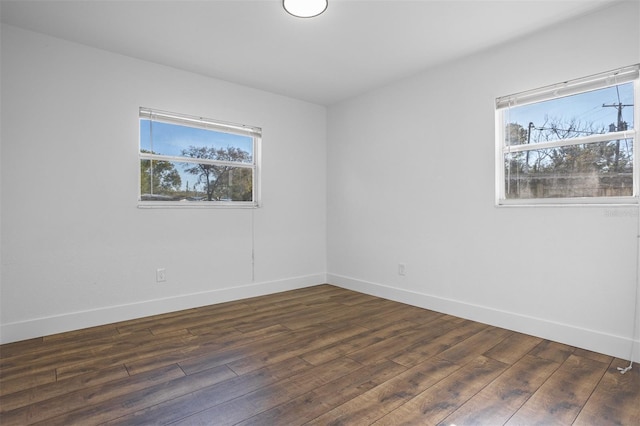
[0,284,638,425]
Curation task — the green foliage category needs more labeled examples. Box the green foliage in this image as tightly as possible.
[506,118,632,174]
[181,146,253,201]
[140,150,182,195]
[505,118,633,198]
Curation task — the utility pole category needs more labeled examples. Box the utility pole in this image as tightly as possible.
[602,102,632,131]
[526,122,534,171]
[603,102,633,171]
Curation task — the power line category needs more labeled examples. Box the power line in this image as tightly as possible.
[533,125,601,135]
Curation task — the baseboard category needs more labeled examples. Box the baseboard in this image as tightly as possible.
[328,273,640,363]
[0,273,326,344]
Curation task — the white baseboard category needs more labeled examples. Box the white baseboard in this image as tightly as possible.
[328,273,640,363]
[0,273,326,344]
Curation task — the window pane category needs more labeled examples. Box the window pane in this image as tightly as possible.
[140,159,253,202]
[139,119,254,163]
[504,139,633,199]
[504,82,634,146]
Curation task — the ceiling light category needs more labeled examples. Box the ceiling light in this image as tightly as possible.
[283,0,328,18]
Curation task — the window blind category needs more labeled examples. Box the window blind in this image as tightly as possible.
[496,64,639,110]
[139,107,261,138]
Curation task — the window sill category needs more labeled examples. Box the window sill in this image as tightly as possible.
[496,196,638,208]
[137,201,259,209]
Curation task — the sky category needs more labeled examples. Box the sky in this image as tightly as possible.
[506,82,635,142]
[140,119,254,193]
[140,120,253,157]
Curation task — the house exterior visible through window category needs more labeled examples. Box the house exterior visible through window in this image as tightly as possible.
[496,65,639,205]
[139,108,261,207]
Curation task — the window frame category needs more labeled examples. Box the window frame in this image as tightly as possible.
[138,107,262,209]
[495,65,640,207]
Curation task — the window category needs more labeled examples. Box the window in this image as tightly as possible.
[139,108,261,207]
[496,65,639,205]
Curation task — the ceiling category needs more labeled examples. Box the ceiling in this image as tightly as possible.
[0,0,621,105]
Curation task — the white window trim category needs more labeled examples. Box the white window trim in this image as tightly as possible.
[495,65,640,207]
[138,107,262,209]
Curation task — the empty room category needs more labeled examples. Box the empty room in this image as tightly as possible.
[1,0,639,424]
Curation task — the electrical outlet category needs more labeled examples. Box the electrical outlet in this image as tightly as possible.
[398,263,406,276]
[156,268,166,282]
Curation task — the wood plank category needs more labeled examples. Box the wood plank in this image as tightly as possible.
[0,333,109,372]
[505,354,609,425]
[236,359,407,425]
[149,301,307,335]
[0,337,44,359]
[346,315,461,366]
[311,301,414,331]
[483,331,543,365]
[0,368,56,397]
[372,355,508,425]
[573,358,640,426]
[171,357,365,425]
[0,285,635,425]
[321,290,382,307]
[147,305,260,335]
[0,328,169,380]
[359,304,444,326]
[300,320,417,366]
[436,326,512,365]
[226,324,369,375]
[0,364,128,413]
[177,324,328,375]
[320,299,444,332]
[125,323,290,376]
[115,286,339,335]
[306,356,461,425]
[573,347,614,364]
[103,356,314,425]
[30,364,234,426]
[441,354,560,425]
[206,301,317,334]
[336,303,423,330]
[388,318,487,367]
[114,285,336,336]
[113,305,228,335]
[0,364,188,426]
[54,329,195,380]
[272,303,357,330]
[528,339,575,363]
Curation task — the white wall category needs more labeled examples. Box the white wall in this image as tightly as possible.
[327,1,640,361]
[0,25,327,343]
[2,2,640,363]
